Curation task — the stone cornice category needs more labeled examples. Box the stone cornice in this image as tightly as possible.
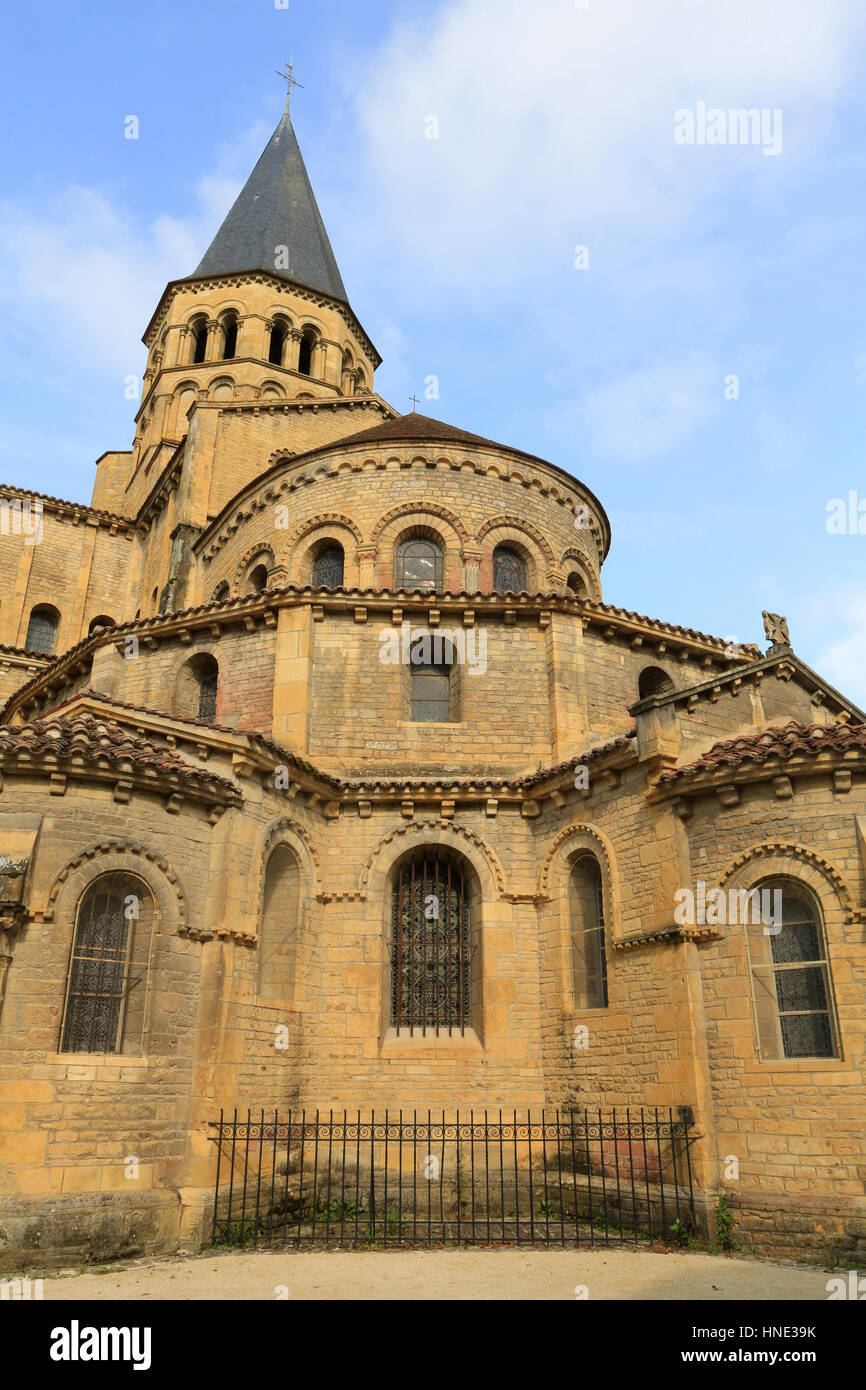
[0,484,137,535]
[194,439,609,564]
[649,748,866,807]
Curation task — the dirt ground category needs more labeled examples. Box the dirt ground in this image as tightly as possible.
[40,1247,836,1300]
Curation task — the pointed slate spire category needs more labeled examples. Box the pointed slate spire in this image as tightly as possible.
[194,109,348,303]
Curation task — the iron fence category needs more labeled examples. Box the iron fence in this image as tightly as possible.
[209,1107,696,1248]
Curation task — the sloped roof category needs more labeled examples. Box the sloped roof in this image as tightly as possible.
[656,720,866,786]
[322,411,546,458]
[0,710,238,797]
[194,110,347,302]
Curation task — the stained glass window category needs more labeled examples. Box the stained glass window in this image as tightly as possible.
[397,538,442,592]
[750,886,838,1058]
[493,547,527,593]
[25,606,59,654]
[391,854,471,1033]
[312,545,344,588]
[60,875,144,1053]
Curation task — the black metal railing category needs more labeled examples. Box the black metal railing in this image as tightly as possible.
[209,1108,696,1249]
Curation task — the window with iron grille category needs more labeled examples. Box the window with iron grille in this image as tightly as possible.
[493,546,527,593]
[391,854,471,1033]
[25,606,59,654]
[198,666,218,723]
[748,880,839,1059]
[312,544,344,588]
[396,537,443,592]
[570,855,608,1010]
[60,874,146,1053]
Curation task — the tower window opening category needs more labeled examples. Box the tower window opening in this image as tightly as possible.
[221,314,238,360]
[298,330,316,376]
[493,546,527,594]
[269,321,288,366]
[191,318,208,364]
[312,544,344,588]
[25,604,60,654]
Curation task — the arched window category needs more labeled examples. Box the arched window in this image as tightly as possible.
[248,564,269,594]
[60,874,153,1054]
[391,850,471,1034]
[221,312,238,361]
[190,317,208,364]
[570,855,608,1010]
[258,844,300,1001]
[175,652,219,723]
[312,544,344,588]
[211,581,230,602]
[396,536,443,592]
[268,319,288,366]
[25,604,60,654]
[493,546,527,593]
[567,571,588,598]
[88,615,115,635]
[298,329,316,376]
[748,879,839,1059]
[638,666,674,699]
[410,637,454,722]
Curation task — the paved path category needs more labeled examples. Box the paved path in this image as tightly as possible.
[41,1248,835,1300]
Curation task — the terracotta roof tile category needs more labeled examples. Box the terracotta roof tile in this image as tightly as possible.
[0,710,239,796]
[657,720,866,786]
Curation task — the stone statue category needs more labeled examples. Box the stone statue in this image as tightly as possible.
[762,611,790,648]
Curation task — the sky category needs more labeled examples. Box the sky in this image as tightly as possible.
[1,0,865,704]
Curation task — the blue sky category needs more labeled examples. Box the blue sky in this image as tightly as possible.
[2,0,866,703]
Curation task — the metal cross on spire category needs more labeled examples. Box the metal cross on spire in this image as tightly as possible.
[276,58,304,115]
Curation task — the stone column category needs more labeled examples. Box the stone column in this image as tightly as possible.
[545,611,589,761]
[461,547,482,594]
[272,605,314,751]
[356,546,377,590]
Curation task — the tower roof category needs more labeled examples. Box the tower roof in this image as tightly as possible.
[193,109,348,303]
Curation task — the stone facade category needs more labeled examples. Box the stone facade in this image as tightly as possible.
[0,107,864,1272]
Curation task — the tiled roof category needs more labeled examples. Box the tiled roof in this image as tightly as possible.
[656,721,866,785]
[194,110,348,302]
[0,710,239,796]
[319,411,551,461]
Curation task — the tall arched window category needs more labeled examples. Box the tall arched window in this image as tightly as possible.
[268,319,288,366]
[175,652,219,723]
[60,874,153,1054]
[396,536,443,592]
[195,655,219,722]
[25,604,60,654]
[312,544,344,588]
[258,844,300,1001]
[391,851,471,1034]
[221,312,238,360]
[567,571,588,598]
[190,317,208,364]
[570,855,608,1010]
[493,546,527,593]
[638,666,674,699]
[298,329,316,376]
[748,879,839,1059]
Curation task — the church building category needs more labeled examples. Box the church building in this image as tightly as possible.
[0,96,864,1270]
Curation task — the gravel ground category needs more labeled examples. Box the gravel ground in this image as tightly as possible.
[39,1248,835,1301]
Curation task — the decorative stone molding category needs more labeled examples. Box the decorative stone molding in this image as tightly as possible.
[358,819,507,900]
[476,514,555,565]
[718,841,862,923]
[370,502,470,545]
[43,839,188,934]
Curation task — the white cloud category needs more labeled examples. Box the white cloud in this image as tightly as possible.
[565,352,718,461]
[812,586,866,707]
[0,120,271,374]
[354,0,866,295]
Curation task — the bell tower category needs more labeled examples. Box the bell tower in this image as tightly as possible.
[124,88,381,509]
